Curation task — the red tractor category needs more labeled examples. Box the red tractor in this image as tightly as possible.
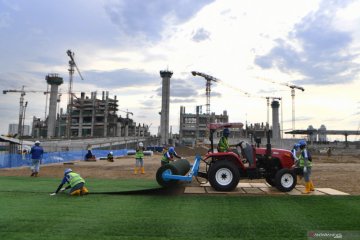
[196,122,297,192]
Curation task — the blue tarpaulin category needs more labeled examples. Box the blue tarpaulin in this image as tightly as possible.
[0,149,129,169]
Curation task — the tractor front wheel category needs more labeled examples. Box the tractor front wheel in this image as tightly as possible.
[208,160,240,192]
[274,168,297,192]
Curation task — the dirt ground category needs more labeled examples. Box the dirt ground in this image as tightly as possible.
[1,147,359,195]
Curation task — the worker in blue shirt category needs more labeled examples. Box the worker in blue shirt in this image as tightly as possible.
[161,147,182,165]
[30,140,44,177]
[50,168,89,196]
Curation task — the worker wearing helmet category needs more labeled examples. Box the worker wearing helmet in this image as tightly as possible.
[217,128,230,152]
[50,168,88,196]
[107,151,114,162]
[298,140,314,194]
[134,142,145,174]
[161,146,182,166]
[30,140,44,177]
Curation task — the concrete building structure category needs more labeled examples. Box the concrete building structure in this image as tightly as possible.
[179,106,230,145]
[45,74,63,138]
[32,91,150,139]
[318,124,327,142]
[8,124,30,136]
[160,70,173,145]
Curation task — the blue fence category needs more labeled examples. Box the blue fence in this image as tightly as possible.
[0,149,129,169]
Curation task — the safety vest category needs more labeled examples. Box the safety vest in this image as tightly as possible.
[161,152,172,163]
[299,149,312,167]
[68,172,85,187]
[135,148,144,159]
[218,137,229,152]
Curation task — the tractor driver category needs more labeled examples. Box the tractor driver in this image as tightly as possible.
[218,129,255,167]
[217,128,230,152]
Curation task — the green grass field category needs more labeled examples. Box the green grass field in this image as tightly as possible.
[0,176,359,240]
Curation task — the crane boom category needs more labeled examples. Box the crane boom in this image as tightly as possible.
[191,71,220,115]
[191,71,220,82]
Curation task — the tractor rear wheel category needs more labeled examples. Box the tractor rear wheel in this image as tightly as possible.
[208,160,240,192]
[274,168,297,192]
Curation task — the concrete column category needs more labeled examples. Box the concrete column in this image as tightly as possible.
[160,70,173,145]
[46,74,63,138]
[271,100,280,140]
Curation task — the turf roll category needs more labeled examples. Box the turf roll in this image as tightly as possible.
[156,159,191,188]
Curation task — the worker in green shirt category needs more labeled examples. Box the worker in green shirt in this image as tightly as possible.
[134,142,145,174]
[50,169,88,196]
[217,128,230,152]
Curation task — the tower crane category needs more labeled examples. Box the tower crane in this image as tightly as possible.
[255,77,304,134]
[66,49,84,138]
[191,71,220,115]
[3,86,48,136]
[119,109,134,119]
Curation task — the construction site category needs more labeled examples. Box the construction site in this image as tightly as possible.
[1,50,360,197]
[1,49,360,240]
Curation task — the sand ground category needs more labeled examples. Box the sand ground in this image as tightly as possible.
[1,148,359,195]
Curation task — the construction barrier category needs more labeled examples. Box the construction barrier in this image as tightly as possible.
[0,149,129,169]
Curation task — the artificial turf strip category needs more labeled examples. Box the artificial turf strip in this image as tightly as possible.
[0,176,160,193]
[0,177,359,240]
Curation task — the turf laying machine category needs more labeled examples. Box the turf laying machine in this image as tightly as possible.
[156,122,297,192]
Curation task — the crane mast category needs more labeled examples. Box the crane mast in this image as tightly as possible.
[3,86,47,137]
[191,71,219,115]
[66,49,84,138]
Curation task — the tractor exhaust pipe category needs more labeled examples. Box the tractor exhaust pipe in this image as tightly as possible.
[266,130,272,159]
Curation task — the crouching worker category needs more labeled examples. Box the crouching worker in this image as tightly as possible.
[50,168,89,196]
[107,151,114,162]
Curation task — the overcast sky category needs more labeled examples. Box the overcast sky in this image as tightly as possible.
[0,0,359,140]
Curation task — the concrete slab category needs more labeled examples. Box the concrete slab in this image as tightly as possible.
[287,188,303,195]
[238,182,252,188]
[316,188,350,196]
[228,187,246,194]
[260,187,286,195]
[250,183,268,188]
[242,187,266,194]
[205,187,227,194]
[184,187,206,194]
[200,182,211,187]
[309,190,326,195]
[184,182,349,196]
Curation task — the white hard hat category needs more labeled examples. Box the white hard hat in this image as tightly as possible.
[139,142,143,147]
[35,140,40,145]
[110,151,113,154]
